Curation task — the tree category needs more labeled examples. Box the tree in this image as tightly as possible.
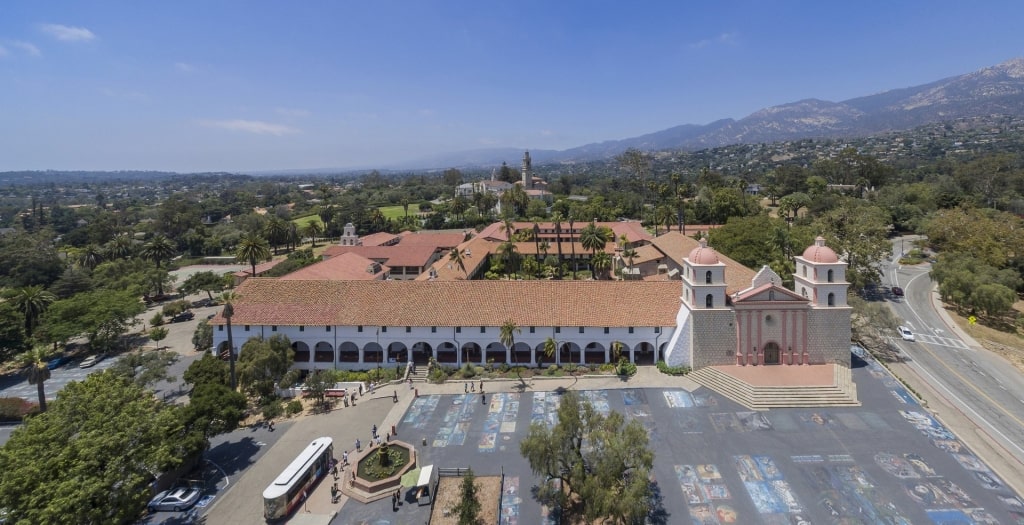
[0,372,187,524]
[180,270,226,299]
[304,220,324,248]
[37,289,144,353]
[0,302,28,360]
[183,352,230,388]
[449,247,467,278]
[22,346,52,412]
[812,200,892,291]
[149,326,169,350]
[264,216,290,255]
[520,391,654,523]
[455,468,481,525]
[192,319,213,352]
[235,233,271,278]
[500,319,522,384]
[497,241,519,280]
[552,212,565,279]
[139,234,177,268]
[7,285,56,339]
[222,291,239,389]
[591,251,611,279]
[542,337,556,367]
[579,222,609,275]
[108,349,178,388]
[237,334,295,400]
[305,369,333,410]
[76,244,104,270]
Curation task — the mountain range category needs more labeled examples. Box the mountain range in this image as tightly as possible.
[404,57,1024,169]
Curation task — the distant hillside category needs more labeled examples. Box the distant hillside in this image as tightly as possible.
[409,57,1024,168]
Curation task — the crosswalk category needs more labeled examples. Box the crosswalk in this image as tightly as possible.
[913,333,970,350]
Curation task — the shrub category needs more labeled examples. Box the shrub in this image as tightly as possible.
[563,363,578,374]
[459,363,476,379]
[429,366,452,383]
[656,361,690,376]
[261,399,284,420]
[545,364,560,376]
[150,312,165,327]
[0,397,38,421]
[617,362,638,376]
[285,399,304,416]
[498,362,510,373]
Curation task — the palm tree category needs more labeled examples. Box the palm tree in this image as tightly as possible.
[552,213,564,279]
[235,233,271,278]
[105,233,135,260]
[264,217,289,255]
[449,247,467,278]
[304,220,324,248]
[221,291,239,389]
[497,241,519,279]
[8,285,56,339]
[23,347,51,412]
[592,251,611,279]
[500,319,523,384]
[287,222,300,252]
[568,216,577,279]
[622,247,638,278]
[579,221,608,257]
[77,244,104,270]
[140,234,177,268]
[542,337,557,367]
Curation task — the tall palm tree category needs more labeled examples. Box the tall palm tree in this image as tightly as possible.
[532,223,541,264]
[579,221,607,256]
[497,241,519,279]
[77,244,104,270]
[23,347,51,412]
[542,337,557,367]
[264,217,289,255]
[8,285,56,339]
[304,220,324,248]
[622,247,638,276]
[140,234,177,268]
[287,222,300,252]
[449,247,467,278]
[235,233,271,278]
[568,216,576,279]
[500,319,523,384]
[221,291,239,389]
[105,233,135,260]
[552,213,564,279]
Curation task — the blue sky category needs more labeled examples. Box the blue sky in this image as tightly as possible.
[1,1,1022,172]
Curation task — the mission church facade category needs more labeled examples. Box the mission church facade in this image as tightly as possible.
[211,235,851,372]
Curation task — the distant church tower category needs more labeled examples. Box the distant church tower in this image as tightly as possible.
[521,151,533,189]
[339,222,361,246]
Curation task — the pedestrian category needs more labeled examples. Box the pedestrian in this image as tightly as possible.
[386,432,390,442]
[479,379,483,391]
[372,424,377,438]
[342,450,349,465]
[393,390,398,403]
[408,378,413,389]
[331,464,338,480]
[470,382,475,392]
[464,382,468,393]
[392,491,398,510]
[481,393,486,404]
[355,438,361,451]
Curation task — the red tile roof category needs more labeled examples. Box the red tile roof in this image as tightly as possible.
[279,252,388,280]
[360,232,399,246]
[321,245,437,268]
[211,279,682,328]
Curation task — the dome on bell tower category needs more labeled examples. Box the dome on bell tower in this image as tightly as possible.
[802,236,839,263]
[688,238,720,265]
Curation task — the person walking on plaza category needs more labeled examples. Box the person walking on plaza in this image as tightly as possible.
[464,381,468,393]
[479,379,484,392]
[342,450,349,466]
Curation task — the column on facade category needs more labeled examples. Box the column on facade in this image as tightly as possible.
[755,310,763,366]
[802,311,809,365]
[782,310,790,365]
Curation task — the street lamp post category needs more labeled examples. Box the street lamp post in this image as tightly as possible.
[376,328,381,380]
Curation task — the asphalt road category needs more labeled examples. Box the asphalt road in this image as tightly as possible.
[884,236,1024,482]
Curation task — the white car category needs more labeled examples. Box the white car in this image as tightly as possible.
[898,326,915,342]
[147,487,201,512]
[79,355,102,369]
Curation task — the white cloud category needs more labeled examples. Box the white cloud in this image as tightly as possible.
[275,107,310,118]
[174,62,195,73]
[689,32,738,49]
[40,23,97,42]
[200,119,299,136]
[12,41,41,56]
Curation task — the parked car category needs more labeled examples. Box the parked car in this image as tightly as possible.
[191,298,214,308]
[170,311,195,323]
[79,355,103,369]
[46,355,70,370]
[891,286,904,297]
[147,487,201,512]
[898,326,915,342]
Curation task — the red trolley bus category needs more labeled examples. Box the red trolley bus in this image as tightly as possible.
[263,437,334,521]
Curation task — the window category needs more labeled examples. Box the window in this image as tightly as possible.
[827,269,834,283]
[456,327,462,334]
[480,326,486,333]
[357,326,363,332]
[604,327,609,334]
[555,327,561,334]
[299,326,304,332]
[271,326,277,332]
[629,327,634,334]
[827,293,835,307]
[579,327,584,334]
[431,326,437,333]
[655,327,661,334]
[218,325,223,332]
[326,326,331,332]
[382,326,387,333]
[802,266,807,277]
[406,326,411,333]
[244,325,250,331]
[705,294,714,308]
[529,326,535,334]
[705,270,712,284]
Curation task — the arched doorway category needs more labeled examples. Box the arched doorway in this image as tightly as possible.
[363,342,383,366]
[436,342,457,364]
[559,342,581,365]
[511,342,532,367]
[461,342,481,365]
[313,342,333,364]
[387,342,408,363]
[411,342,433,365]
[634,342,655,365]
[338,342,359,363]
[291,342,310,363]
[584,342,606,364]
[763,342,781,365]
[485,342,507,364]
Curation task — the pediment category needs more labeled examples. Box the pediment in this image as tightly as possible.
[733,283,808,304]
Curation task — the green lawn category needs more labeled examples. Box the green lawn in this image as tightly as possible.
[379,203,420,220]
[292,215,324,229]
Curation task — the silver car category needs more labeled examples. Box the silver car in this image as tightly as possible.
[898,326,915,342]
[147,487,201,512]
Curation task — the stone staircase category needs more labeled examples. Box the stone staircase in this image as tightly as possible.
[407,363,429,382]
[687,365,860,411]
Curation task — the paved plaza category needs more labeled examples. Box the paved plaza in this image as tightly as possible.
[201,351,1024,525]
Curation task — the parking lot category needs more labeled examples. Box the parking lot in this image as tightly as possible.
[332,352,1023,525]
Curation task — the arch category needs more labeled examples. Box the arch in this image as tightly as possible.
[584,342,607,364]
[461,342,482,365]
[827,269,834,282]
[291,341,311,363]
[411,342,433,365]
[533,343,552,368]
[313,342,333,363]
[657,342,668,363]
[634,342,656,365]
[338,341,359,363]
[387,342,408,363]
[763,341,781,365]
[705,294,714,308]
[559,342,581,365]
[610,341,630,362]
[511,342,532,366]
[217,341,233,361]
[705,270,713,284]
[802,265,807,277]
[485,342,507,364]
[827,292,835,307]
[362,342,383,366]
[436,342,458,364]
